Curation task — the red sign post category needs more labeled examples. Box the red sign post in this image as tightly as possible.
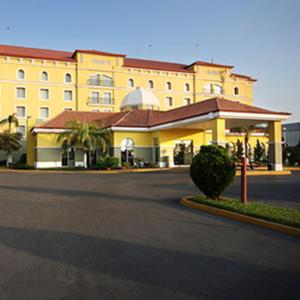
[241,157,247,206]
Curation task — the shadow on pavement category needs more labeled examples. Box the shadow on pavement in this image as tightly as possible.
[0,226,299,299]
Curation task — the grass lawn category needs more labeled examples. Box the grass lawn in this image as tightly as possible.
[191,196,300,228]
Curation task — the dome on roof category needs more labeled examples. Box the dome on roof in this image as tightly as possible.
[120,87,160,110]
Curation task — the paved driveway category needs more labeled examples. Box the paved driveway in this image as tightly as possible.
[0,170,299,300]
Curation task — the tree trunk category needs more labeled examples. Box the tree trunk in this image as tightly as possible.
[83,151,88,169]
[6,152,13,167]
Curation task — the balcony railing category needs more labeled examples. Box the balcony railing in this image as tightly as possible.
[88,97,114,105]
[88,79,114,87]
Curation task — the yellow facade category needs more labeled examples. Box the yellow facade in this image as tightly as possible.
[0,47,254,132]
[2,45,284,169]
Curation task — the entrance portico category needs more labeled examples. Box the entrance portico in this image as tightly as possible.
[28,97,290,170]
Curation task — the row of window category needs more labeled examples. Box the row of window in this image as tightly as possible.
[16,69,72,83]
[16,105,50,119]
[128,79,240,95]
[89,91,113,105]
[128,78,191,92]
[165,97,191,107]
[16,70,240,95]
[203,83,239,96]
[15,87,73,101]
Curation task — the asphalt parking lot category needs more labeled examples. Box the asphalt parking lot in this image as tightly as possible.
[0,169,299,299]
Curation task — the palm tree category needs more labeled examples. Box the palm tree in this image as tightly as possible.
[0,113,19,133]
[57,120,112,168]
[0,130,22,166]
[232,125,256,159]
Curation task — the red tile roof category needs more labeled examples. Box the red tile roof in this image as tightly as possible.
[34,98,290,131]
[123,58,194,73]
[231,73,257,82]
[0,45,256,81]
[0,44,75,62]
[73,49,126,58]
[188,61,234,68]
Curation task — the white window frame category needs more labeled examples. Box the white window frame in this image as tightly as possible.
[103,92,112,104]
[165,96,173,107]
[128,78,134,88]
[234,86,239,95]
[166,81,172,91]
[184,83,190,92]
[184,98,191,105]
[148,80,154,89]
[39,107,50,119]
[39,88,50,100]
[65,73,72,83]
[40,71,49,81]
[16,105,26,118]
[90,91,100,104]
[64,90,73,102]
[17,69,25,80]
[16,87,26,99]
[16,125,26,139]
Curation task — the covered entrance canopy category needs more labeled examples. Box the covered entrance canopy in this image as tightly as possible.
[30,97,290,170]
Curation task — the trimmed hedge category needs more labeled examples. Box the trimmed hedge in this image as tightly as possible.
[190,145,236,199]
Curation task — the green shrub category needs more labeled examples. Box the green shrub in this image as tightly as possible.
[121,161,131,169]
[96,156,119,170]
[11,164,35,170]
[190,144,236,199]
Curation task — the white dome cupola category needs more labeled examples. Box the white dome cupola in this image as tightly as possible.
[120,87,160,111]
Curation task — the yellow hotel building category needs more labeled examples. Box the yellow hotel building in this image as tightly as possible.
[0,44,290,169]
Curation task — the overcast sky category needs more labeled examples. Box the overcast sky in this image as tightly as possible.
[1,0,299,123]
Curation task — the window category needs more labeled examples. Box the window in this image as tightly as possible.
[184,98,191,105]
[41,71,48,81]
[234,87,239,95]
[40,88,49,100]
[90,92,100,104]
[64,108,73,111]
[91,109,100,112]
[89,74,100,85]
[103,108,112,112]
[166,81,172,90]
[184,83,190,92]
[17,69,25,80]
[165,97,173,107]
[214,84,222,95]
[40,107,49,119]
[16,106,26,118]
[17,125,26,138]
[64,90,73,101]
[102,75,114,86]
[16,87,26,98]
[103,92,112,104]
[148,80,154,89]
[128,78,134,88]
[65,73,72,83]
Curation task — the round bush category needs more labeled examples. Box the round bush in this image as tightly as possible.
[190,144,236,199]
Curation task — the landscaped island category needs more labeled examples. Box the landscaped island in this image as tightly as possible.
[190,196,300,228]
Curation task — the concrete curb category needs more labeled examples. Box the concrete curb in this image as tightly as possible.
[180,197,300,237]
[0,168,170,175]
[235,170,291,176]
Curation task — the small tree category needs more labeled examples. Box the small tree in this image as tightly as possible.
[235,139,244,161]
[254,139,265,166]
[190,145,236,200]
